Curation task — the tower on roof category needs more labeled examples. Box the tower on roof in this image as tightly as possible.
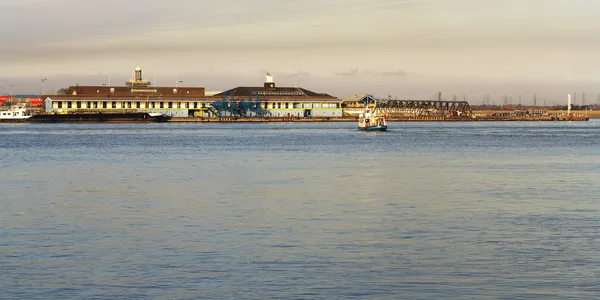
[126,66,151,87]
[264,72,275,89]
[135,66,142,81]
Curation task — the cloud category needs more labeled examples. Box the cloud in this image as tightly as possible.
[2,0,600,85]
[283,71,311,78]
[381,70,407,77]
[336,68,407,77]
[337,68,360,76]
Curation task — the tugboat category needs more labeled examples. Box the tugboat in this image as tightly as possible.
[358,100,387,131]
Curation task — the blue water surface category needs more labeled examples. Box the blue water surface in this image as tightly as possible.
[1,120,599,299]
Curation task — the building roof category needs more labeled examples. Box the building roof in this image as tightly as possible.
[62,85,205,98]
[341,94,376,103]
[46,96,213,101]
[215,86,337,99]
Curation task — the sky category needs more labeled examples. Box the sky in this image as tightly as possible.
[1,0,600,103]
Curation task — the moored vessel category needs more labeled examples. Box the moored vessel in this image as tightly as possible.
[0,107,33,123]
[26,111,172,123]
[1,109,171,123]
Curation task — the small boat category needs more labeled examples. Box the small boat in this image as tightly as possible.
[0,107,33,123]
[358,102,387,131]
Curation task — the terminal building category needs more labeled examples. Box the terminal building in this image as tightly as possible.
[45,67,207,117]
[44,67,343,118]
[213,73,342,118]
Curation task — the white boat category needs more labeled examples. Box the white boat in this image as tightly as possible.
[0,107,32,123]
[358,102,387,131]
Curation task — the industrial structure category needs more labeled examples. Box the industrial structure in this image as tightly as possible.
[342,94,472,117]
[210,91,268,118]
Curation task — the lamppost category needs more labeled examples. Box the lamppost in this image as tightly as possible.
[41,78,47,95]
[9,84,13,108]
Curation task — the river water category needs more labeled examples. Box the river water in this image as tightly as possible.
[1,120,599,299]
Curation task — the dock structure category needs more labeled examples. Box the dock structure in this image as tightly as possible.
[210,92,268,118]
[342,94,472,117]
[378,100,472,117]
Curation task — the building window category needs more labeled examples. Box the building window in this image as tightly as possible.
[112,102,116,108]
[67,102,72,109]
[160,102,164,109]
[136,102,141,108]
[103,102,107,108]
[77,102,81,109]
[87,101,92,108]
[57,102,63,108]
[168,102,173,109]
[285,103,289,109]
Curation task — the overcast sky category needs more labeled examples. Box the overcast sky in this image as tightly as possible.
[1,0,599,102]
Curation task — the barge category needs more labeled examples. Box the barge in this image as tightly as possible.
[1,108,171,123]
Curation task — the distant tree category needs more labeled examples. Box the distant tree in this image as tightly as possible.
[57,88,69,95]
[554,105,589,111]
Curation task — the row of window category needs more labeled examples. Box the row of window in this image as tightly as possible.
[256,91,305,96]
[55,101,209,109]
[95,88,190,94]
[266,103,338,109]
[52,101,339,110]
